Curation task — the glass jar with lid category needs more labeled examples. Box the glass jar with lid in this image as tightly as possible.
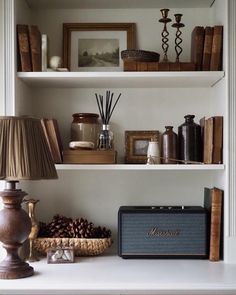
[71,113,100,148]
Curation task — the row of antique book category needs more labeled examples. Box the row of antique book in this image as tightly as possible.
[201,116,223,164]
[17,24,42,72]
[191,25,223,71]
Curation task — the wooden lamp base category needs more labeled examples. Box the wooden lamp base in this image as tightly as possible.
[0,181,34,279]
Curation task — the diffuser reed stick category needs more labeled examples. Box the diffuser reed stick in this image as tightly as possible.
[95,91,121,150]
[95,91,121,125]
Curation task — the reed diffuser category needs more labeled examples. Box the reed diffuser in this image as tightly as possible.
[95,90,121,150]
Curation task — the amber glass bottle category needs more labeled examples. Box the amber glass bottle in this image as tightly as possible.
[162,126,178,164]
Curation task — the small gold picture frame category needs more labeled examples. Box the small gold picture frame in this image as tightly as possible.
[47,247,75,264]
[125,130,159,164]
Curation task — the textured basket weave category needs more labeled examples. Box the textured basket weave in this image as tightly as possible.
[34,238,112,256]
[121,49,160,62]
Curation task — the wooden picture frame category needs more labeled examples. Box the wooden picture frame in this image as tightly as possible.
[125,131,159,164]
[63,23,136,71]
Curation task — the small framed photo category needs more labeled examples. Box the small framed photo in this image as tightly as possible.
[47,247,75,264]
[63,23,136,71]
[125,131,159,164]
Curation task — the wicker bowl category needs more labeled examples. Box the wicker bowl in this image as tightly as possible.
[121,49,160,62]
[34,237,113,256]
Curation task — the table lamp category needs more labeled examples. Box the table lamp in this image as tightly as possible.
[0,116,58,279]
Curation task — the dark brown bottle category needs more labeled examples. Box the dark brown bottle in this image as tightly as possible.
[162,126,178,164]
[178,115,202,163]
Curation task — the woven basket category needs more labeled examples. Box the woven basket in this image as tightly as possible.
[34,237,113,256]
[121,49,160,62]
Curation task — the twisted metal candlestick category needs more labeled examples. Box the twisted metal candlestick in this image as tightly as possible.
[159,8,172,62]
[172,14,185,62]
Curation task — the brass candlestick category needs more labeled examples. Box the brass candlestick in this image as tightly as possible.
[172,14,185,62]
[159,8,172,62]
[24,199,40,262]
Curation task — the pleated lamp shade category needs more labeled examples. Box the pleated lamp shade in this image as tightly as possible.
[0,116,58,180]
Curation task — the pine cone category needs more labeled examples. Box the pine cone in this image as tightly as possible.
[46,214,72,238]
[92,226,111,238]
[70,218,94,238]
[38,214,112,239]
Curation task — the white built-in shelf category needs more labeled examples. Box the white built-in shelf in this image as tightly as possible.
[17,71,224,89]
[55,164,225,171]
[26,0,215,9]
[1,255,236,295]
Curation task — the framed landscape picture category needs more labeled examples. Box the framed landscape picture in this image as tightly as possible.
[63,23,136,71]
[125,130,159,164]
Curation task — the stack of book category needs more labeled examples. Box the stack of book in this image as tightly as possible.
[41,118,63,164]
[200,116,223,164]
[17,24,42,72]
[191,25,223,71]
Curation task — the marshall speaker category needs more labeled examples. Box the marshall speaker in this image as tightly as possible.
[118,206,208,258]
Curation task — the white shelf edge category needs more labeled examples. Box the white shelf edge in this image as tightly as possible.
[55,164,225,171]
[26,0,215,10]
[17,71,225,88]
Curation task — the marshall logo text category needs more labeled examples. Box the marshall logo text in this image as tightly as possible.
[147,227,180,237]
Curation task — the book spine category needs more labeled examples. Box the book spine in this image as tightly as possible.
[202,26,213,71]
[29,25,42,72]
[210,26,223,71]
[209,188,223,261]
[203,117,214,164]
[191,26,205,71]
[212,116,223,164]
[17,24,32,72]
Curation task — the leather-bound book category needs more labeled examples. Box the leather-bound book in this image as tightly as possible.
[28,25,42,71]
[202,26,213,71]
[17,24,32,71]
[212,116,223,164]
[203,117,214,164]
[45,119,63,164]
[191,26,205,70]
[204,187,223,261]
[210,26,223,71]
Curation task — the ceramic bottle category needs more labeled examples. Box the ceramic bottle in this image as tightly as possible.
[178,115,202,163]
[162,126,178,164]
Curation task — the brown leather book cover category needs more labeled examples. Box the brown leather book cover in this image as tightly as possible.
[123,61,196,72]
[45,119,62,163]
[28,25,42,71]
[191,26,205,71]
[212,116,223,164]
[202,26,214,71]
[123,61,138,71]
[204,187,223,261]
[200,116,205,158]
[40,118,52,155]
[203,117,214,164]
[210,26,223,71]
[17,24,32,71]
